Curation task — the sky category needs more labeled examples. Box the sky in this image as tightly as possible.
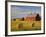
[11,5,41,19]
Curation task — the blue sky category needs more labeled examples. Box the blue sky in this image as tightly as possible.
[11,5,41,19]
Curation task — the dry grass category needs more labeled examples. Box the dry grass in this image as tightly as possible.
[11,19,41,31]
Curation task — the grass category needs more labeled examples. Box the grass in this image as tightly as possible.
[11,19,41,31]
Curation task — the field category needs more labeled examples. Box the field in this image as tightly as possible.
[11,18,41,31]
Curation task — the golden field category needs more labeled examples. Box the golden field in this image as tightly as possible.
[11,18,41,31]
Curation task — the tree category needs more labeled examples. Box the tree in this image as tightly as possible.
[35,14,41,21]
[21,17,24,21]
[13,18,16,21]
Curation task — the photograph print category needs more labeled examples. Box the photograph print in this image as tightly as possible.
[11,5,41,31]
[6,1,45,36]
